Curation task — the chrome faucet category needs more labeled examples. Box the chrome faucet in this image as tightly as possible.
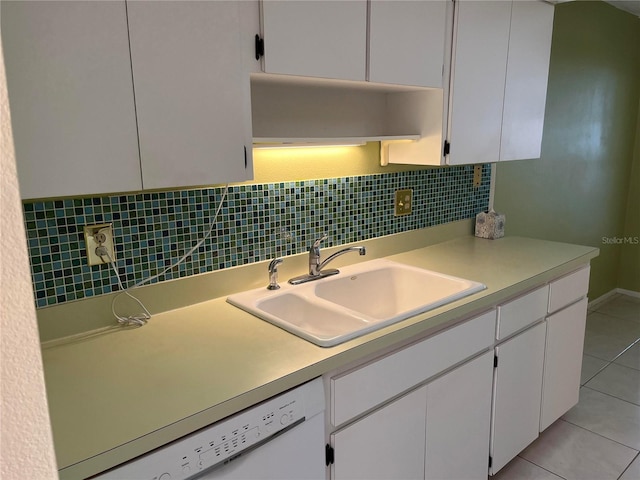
[289,235,366,285]
[267,258,283,290]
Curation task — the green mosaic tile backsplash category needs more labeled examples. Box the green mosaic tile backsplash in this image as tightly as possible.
[24,166,491,308]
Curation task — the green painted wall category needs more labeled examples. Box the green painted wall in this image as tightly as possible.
[619,98,640,292]
[494,1,640,299]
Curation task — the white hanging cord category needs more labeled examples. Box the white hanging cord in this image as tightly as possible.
[131,184,229,289]
[97,184,229,327]
[99,249,151,327]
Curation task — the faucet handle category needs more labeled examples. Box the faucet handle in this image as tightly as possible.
[311,233,329,250]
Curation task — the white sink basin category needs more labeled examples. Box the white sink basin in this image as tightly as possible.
[314,261,484,320]
[227,259,486,347]
[258,293,372,339]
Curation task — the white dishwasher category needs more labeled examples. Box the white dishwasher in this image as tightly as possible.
[95,377,325,480]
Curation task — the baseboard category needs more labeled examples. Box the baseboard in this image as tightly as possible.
[588,288,640,310]
[616,288,640,299]
[588,289,619,310]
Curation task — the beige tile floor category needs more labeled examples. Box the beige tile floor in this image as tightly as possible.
[495,293,640,480]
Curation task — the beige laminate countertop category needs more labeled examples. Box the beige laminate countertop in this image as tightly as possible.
[42,235,598,480]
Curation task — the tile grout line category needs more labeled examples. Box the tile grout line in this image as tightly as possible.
[560,414,640,452]
[604,337,640,366]
[581,357,613,385]
[579,384,640,409]
[592,304,640,325]
[581,340,640,387]
[617,451,639,480]
[515,455,568,479]
[583,335,640,371]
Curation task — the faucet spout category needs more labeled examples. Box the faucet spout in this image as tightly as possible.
[288,238,366,286]
[318,246,366,272]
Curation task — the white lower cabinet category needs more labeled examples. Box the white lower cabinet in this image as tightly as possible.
[331,311,496,427]
[425,351,494,480]
[328,310,496,480]
[332,386,428,480]
[540,297,588,431]
[540,267,590,431]
[490,322,546,474]
[327,265,591,479]
[331,351,494,480]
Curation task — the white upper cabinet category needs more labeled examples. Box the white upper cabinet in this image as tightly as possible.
[2,1,253,199]
[127,1,253,189]
[260,1,367,82]
[255,1,450,149]
[500,0,554,161]
[447,0,554,165]
[259,0,448,88]
[2,1,141,199]
[447,0,512,166]
[369,1,448,88]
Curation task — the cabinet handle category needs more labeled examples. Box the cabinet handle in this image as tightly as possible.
[244,145,248,169]
[255,34,264,60]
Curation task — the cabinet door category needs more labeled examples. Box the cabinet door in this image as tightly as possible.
[500,1,554,161]
[1,1,141,199]
[540,298,588,431]
[331,310,496,427]
[127,1,253,190]
[425,351,494,480]
[447,0,511,165]
[261,1,367,82]
[369,0,448,87]
[331,387,427,480]
[490,322,546,474]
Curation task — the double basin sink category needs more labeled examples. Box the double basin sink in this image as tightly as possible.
[227,258,486,347]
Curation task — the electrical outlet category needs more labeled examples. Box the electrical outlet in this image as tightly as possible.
[395,189,413,216]
[473,165,483,187]
[83,223,115,266]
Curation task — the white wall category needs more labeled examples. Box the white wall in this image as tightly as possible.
[1,36,58,479]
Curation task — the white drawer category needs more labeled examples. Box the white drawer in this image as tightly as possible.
[548,265,590,314]
[331,309,496,427]
[496,285,549,341]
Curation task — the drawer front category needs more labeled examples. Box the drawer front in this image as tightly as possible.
[548,265,590,314]
[331,310,496,427]
[496,285,549,341]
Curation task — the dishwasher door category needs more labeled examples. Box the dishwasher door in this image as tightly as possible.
[95,378,325,480]
[200,413,324,480]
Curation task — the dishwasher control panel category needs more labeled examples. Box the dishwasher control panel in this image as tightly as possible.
[95,381,313,480]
